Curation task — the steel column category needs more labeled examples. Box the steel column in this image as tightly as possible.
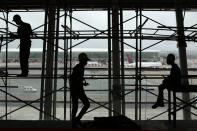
[44,4,56,120]
[112,4,121,116]
[176,8,191,120]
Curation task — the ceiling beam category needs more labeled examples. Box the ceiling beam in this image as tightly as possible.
[0,0,197,10]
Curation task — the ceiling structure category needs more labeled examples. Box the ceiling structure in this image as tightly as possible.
[0,0,197,9]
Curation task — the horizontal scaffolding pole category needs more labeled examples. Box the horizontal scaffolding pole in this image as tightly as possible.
[0,36,196,41]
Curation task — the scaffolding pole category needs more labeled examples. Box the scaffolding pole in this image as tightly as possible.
[53,6,60,119]
[39,7,48,120]
[120,8,125,115]
[63,8,68,120]
[176,8,191,120]
[135,9,139,121]
[5,9,8,120]
[44,4,56,120]
[69,9,73,121]
[107,8,112,117]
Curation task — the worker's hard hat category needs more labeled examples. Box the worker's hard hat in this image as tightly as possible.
[13,14,21,22]
[78,53,90,61]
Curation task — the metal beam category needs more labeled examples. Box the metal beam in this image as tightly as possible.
[0,0,197,9]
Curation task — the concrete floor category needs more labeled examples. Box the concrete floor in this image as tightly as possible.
[0,120,196,131]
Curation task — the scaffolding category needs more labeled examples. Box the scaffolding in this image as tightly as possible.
[0,0,196,123]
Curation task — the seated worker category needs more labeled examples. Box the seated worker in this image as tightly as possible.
[152,54,181,109]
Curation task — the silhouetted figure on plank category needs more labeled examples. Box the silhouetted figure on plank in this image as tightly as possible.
[70,53,90,128]
[152,54,181,109]
[9,14,32,77]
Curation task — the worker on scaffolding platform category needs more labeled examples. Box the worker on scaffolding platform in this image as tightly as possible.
[152,53,181,109]
[9,14,32,77]
[69,53,90,128]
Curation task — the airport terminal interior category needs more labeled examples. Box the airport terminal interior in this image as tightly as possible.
[0,0,197,130]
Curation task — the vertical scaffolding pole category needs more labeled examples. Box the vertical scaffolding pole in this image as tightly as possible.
[120,8,125,115]
[53,6,60,119]
[135,9,139,121]
[63,8,68,120]
[44,4,56,120]
[40,7,48,120]
[69,9,73,120]
[5,10,8,120]
[139,8,142,121]
[108,8,112,117]
[176,9,191,120]
[112,3,121,116]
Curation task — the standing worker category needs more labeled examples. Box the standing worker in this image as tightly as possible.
[69,53,90,128]
[9,14,32,77]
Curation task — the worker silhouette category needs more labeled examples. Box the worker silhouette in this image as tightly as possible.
[152,54,181,109]
[70,53,90,128]
[9,14,32,77]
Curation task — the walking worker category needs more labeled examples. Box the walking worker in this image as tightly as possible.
[152,54,181,109]
[9,14,32,77]
[69,53,90,128]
